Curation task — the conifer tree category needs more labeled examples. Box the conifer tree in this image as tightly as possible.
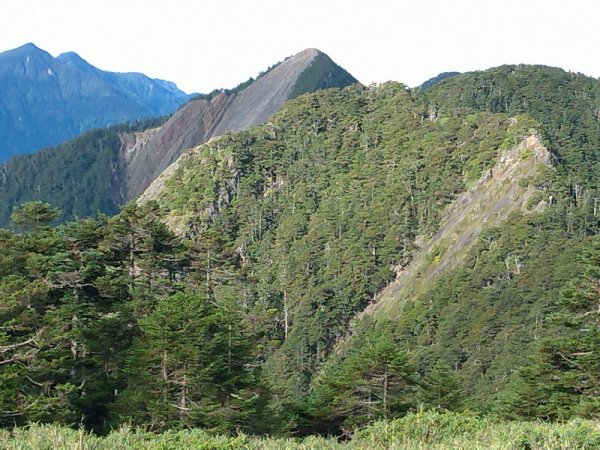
[114,291,259,432]
[418,360,465,411]
[11,201,60,228]
[508,238,599,419]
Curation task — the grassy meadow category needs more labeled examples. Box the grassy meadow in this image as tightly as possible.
[1,411,598,449]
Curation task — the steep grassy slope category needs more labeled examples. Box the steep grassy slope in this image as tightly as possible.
[288,50,359,99]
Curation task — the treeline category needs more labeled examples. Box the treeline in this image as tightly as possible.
[0,201,268,432]
[2,200,595,435]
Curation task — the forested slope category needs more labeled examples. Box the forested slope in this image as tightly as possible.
[0,65,598,436]
[0,119,163,226]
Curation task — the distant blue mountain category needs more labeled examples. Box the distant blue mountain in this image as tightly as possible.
[0,43,193,162]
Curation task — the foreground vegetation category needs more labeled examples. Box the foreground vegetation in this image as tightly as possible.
[1,411,598,449]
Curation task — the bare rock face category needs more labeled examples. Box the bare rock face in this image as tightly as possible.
[119,127,161,165]
[126,92,234,199]
[125,48,357,199]
[211,49,321,136]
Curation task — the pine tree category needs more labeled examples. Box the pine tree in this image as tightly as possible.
[418,360,464,411]
[508,238,599,419]
[113,291,259,432]
[306,329,415,433]
[11,201,59,228]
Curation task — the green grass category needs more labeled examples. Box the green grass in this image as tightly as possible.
[1,411,598,449]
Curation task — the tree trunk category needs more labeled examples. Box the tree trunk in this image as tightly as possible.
[228,325,232,372]
[383,371,388,416]
[206,249,211,301]
[180,364,188,420]
[161,350,168,404]
[284,289,289,339]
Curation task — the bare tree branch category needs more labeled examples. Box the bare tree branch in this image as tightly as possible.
[0,337,37,354]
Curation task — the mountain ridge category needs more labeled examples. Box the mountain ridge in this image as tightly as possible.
[125,48,357,198]
[133,69,598,429]
[0,61,598,434]
[0,48,358,226]
[0,43,193,161]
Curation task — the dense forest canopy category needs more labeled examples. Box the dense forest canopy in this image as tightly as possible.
[0,118,165,227]
[0,65,598,437]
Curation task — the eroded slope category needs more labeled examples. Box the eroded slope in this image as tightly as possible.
[365,134,552,319]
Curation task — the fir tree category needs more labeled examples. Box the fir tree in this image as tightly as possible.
[418,360,465,411]
[508,238,599,419]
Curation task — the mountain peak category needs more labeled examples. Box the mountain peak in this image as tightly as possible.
[288,48,332,65]
[126,49,357,199]
[0,43,192,162]
[18,42,42,52]
[57,51,85,63]
[2,42,51,60]
[56,51,95,72]
[296,48,322,58]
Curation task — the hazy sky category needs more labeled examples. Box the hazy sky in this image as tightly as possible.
[1,0,599,93]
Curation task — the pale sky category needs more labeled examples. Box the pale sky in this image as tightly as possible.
[1,0,599,93]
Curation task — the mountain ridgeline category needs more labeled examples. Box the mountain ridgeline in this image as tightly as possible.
[418,71,460,90]
[0,49,357,226]
[0,63,598,437]
[126,49,357,199]
[0,43,193,162]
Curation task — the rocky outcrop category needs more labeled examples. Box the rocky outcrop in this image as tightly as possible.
[211,49,322,136]
[126,92,234,199]
[119,127,161,165]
